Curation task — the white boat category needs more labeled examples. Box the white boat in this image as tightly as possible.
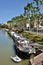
[10,55,21,62]
[10,31,15,36]
[5,28,9,32]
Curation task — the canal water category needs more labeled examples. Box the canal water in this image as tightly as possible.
[0,29,29,65]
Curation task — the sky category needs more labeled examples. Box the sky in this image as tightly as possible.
[0,0,43,23]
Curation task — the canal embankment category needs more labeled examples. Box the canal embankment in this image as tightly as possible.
[5,28,43,58]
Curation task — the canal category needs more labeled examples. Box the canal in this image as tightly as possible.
[0,29,29,65]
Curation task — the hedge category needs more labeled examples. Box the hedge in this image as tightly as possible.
[21,32,43,45]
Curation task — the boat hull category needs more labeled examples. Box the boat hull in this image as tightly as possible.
[14,45,31,59]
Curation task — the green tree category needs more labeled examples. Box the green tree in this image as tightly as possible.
[24,3,34,30]
[33,0,43,34]
[7,20,13,29]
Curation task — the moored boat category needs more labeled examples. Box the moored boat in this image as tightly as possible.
[10,55,21,62]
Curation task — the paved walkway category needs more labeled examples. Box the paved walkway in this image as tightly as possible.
[29,42,43,51]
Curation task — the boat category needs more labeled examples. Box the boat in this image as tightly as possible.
[10,31,15,36]
[5,28,9,32]
[10,55,21,62]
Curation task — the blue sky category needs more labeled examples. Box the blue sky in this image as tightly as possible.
[0,0,43,23]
